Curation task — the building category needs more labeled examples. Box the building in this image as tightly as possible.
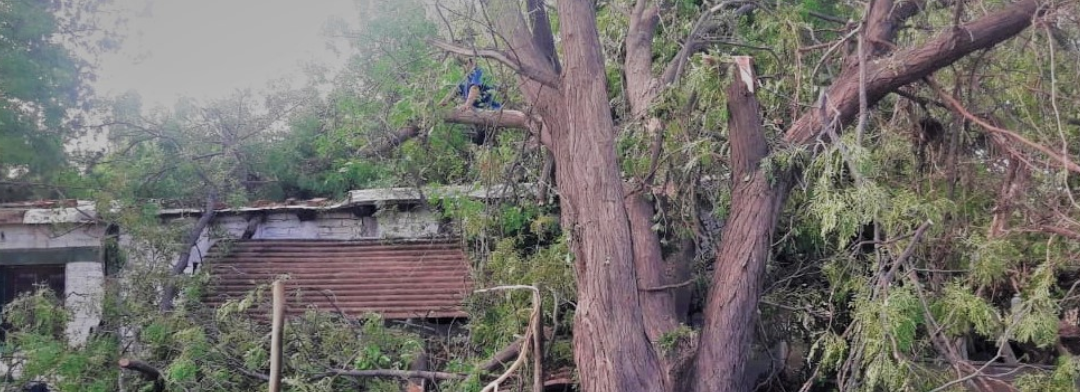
[0,185,517,347]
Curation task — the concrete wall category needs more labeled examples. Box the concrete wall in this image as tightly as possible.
[64,261,104,345]
[0,223,103,250]
[0,224,105,346]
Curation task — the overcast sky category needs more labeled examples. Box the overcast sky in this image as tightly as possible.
[92,0,358,108]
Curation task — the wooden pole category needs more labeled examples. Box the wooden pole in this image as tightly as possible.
[269,280,285,392]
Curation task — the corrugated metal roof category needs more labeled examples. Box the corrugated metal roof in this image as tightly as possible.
[204,239,473,319]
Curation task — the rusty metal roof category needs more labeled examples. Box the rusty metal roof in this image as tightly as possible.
[204,239,473,319]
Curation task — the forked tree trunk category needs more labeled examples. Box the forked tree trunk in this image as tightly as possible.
[691,62,789,392]
[436,0,1045,391]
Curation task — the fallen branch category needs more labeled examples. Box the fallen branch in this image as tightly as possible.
[927,78,1080,174]
[118,358,164,392]
[322,369,465,381]
[1034,225,1080,241]
[479,335,527,372]
[160,189,218,311]
[474,285,543,392]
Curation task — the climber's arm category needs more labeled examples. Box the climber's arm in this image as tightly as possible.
[462,85,480,108]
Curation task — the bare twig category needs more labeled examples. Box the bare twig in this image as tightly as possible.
[429,39,560,88]
[927,78,1080,174]
[474,285,543,392]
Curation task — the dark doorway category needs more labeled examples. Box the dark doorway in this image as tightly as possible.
[0,264,66,341]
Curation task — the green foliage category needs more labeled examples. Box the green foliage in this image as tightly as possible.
[1011,264,1061,348]
[2,290,119,392]
[0,0,104,201]
[932,283,1002,338]
[1015,357,1080,392]
[657,324,696,354]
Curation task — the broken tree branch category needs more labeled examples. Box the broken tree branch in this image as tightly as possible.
[474,285,543,392]
[785,0,1044,146]
[118,358,164,392]
[322,369,466,381]
[160,188,218,311]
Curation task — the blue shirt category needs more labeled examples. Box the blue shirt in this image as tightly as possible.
[458,67,501,110]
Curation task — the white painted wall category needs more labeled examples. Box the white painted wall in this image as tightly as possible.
[0,224,104,250]
[64,261,104,345]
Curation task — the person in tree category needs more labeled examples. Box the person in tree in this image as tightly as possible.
[454,58,501,110]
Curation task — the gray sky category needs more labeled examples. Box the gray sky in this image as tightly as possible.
[92,0,358,108]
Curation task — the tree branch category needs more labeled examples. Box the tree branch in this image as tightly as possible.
[659,1,756,87]
[473,285,543,392]
[118,358,164,392]
[526,0,559,72]
[359,125,421,157]
[861,0,926,57]
[624,1,661,116]
[926,78,1080,174]
[443,108,549,146]
[1032,225,1080,241]
[480,336,527,372]
[785,0,1043,146]
[428,39,558,88]
[321,369,466,381]
[160,189,218,311]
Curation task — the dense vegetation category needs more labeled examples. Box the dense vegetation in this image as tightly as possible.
[2,0,1079,391]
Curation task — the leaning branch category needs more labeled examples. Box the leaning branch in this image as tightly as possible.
[118,358,164,392]
[429,39,560,89]
[784,0,1043,146]
[160,188,218,311]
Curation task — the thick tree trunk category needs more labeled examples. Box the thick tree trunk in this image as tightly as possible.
[625,191,682,345]
[436,1,1045,391]
[541,1,667,391]
[692,67,788,392]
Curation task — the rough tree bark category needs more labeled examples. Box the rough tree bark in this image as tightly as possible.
[693,1,1043,391]
[691,60,789,392]
[433,0,1046,391]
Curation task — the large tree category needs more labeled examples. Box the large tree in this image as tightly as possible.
[0,0,111,201]
[429,0,1075,391]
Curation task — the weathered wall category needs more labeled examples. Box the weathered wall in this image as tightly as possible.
[181,207,444,270]
[0,203,445,348]
[64,261,104,344]
[0,223,103,250]
[0,223,105,346]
